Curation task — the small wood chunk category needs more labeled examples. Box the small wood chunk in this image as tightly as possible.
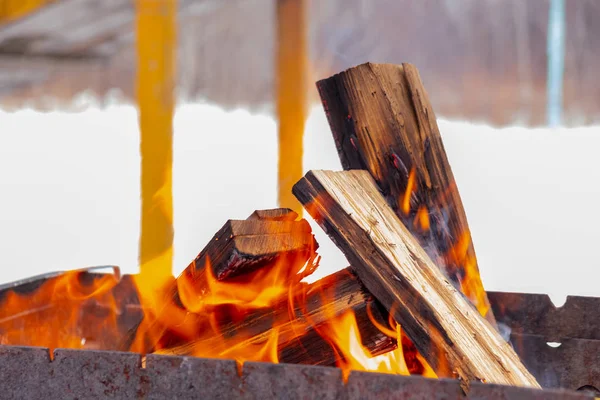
[317,63,495,325]
[293,170,539,389]
[151,213,319,351]
[189,218,317,281]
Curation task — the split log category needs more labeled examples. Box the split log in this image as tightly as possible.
[129,209,319,352]
[293,170,539,389]
[188,216,317,281]
[157,267,396,365]
[317,63,495,324]
[173,209,318,304]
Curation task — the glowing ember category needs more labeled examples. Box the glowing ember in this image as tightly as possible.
[0,248,418,379]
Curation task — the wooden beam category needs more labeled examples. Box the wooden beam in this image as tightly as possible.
[136,0,176,283]
[293,170,539,390]
[317,62,495,325]
[276,0,308,215]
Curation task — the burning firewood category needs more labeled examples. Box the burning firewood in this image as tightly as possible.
[183,209,317,282]
[131,209,318,349]
[165,209,318,309]
[293,170,540,390]
[317,63,495,325]
[134,209,396,367]
[158,268,396,367]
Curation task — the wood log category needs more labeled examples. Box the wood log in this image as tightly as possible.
[156,267,396,365]
[293,170,539,390]
[128,209,319,351]
[174,209,318,303]
[317,63,495,324]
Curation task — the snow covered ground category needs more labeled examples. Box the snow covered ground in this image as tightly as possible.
[1,103,599,305]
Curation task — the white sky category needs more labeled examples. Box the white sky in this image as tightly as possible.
[1,103,599,305]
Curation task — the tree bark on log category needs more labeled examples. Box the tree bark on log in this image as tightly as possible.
[293,170,539,390]
[317,63,495,324]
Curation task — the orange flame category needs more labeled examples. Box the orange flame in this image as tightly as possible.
[400,167,416,215]
[447,232,490,318]
[0,270,120,351]
[321,309,410,382]
[0,209,463,382]
[414,205,430,231]
[177,257,294,312]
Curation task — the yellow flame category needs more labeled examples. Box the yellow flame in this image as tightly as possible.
[322,310,410,382]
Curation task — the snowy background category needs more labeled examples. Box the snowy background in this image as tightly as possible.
[1,102,599,306]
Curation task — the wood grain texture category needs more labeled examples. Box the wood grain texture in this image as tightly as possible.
[293,170,539,389]
[167,212,318,312]
[247,208,298,221]
[188,217,317,281]
[317,62,495,325]
[136,211,322,354]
